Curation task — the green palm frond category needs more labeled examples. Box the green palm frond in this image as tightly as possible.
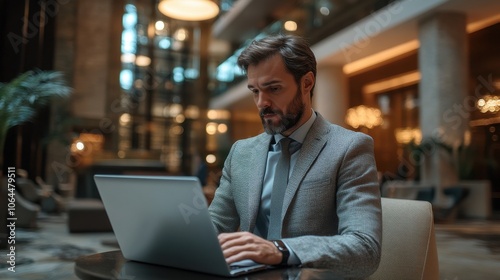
[0,70,72,130]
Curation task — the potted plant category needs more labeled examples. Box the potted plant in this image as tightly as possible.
[0,70,72,171]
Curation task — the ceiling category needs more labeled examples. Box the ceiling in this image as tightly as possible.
[212,0,296,43]
[209,0,500,111]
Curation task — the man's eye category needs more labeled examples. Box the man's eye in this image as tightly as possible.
[270,87,280,92]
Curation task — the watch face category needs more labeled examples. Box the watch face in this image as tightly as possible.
[273,241,286,251]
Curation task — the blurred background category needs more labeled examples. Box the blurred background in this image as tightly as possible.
[0,0,499,217]
[1,1,500,279]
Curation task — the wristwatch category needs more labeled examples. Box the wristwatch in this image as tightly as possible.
[272,240,289,266]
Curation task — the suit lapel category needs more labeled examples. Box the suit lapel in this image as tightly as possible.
[246,134,273,231]
[282,115,330,217]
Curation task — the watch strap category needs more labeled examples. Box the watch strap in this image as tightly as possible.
[272,240,289,266]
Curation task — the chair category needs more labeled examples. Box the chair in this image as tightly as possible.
[369,198,439,280]
[67,199,112,233]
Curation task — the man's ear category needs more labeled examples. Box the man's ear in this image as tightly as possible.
[302,71,315,94]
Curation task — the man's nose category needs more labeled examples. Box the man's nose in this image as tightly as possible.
[255,93,270,108]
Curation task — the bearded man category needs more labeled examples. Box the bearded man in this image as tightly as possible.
[208,34,382,279]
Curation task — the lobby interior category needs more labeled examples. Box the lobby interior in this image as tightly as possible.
[1,0,500,279]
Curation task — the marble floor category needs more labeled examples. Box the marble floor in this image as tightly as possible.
[1,213,500,280]
[436,221,500,280]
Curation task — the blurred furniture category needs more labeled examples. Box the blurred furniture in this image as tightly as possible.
[13,191,40,228]
[67,199,112,233]
[432,187,470,223]
[381,180,433,200]
[369,198,439,280]
[76,159,169,199]
[382,180,491,219]
[35,176,66,213]
[456,180,491,218]
[2,177,40,229]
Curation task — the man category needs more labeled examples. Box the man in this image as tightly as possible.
[208,34,382,278]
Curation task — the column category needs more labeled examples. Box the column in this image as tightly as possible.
[314,64,348,126]
[72,0,116,120]
[46,0,123,187]
[418,12,469,206]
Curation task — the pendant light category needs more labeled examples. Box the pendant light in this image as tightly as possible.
[158,0,219,21]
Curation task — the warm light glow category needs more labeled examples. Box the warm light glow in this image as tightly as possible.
[345,105,383,129]
[170,125,184,135]
[117,150,126,159]
[467,14,500,33]
[363,71,421,95]
[477,95,500,113]
[75,141,85,151]
[121,53,136,63]
[135,55,151,67]
[284,21,297,31]
[464,130,471,146]
[168,104,183,116]
[206,154,216,164]
[217,123,228,133]
[394,128,422,145]
[155,20,165,30]
[344,40,419,75]
[184,105,199,119]
[174,28,188,41]
[70,133,104,155]
[158,0,219,21]
[344,17,500,76]
[207,110,218,119]
[175,114,185,123]
[206,122,218,135]
[207,109,231,120]
[119,113,131,125]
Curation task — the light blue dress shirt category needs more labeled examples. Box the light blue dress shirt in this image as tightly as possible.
[254,110,317,265]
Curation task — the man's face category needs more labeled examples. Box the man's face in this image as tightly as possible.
[247,54,307,135]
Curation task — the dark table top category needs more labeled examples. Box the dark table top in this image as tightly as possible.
[74,250,347,280]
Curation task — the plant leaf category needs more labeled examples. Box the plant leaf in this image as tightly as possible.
[0,70,72,130]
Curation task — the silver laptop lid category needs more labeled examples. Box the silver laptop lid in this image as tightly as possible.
[94,174,236,276]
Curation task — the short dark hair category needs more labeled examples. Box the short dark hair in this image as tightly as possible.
[237,34,317,97]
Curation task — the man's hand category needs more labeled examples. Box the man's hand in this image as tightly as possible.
[218,231,282,265]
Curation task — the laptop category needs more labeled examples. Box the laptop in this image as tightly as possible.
[94,174,269,277]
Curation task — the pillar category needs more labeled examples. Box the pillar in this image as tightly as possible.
[46,0,122,187]
[314,64,348,126]
[418,12,469,206]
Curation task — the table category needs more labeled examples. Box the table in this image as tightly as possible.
[74,250,346,280]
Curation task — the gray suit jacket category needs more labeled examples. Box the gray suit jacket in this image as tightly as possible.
[209,113,382,278]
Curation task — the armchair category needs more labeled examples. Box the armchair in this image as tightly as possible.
[369,198,439,280]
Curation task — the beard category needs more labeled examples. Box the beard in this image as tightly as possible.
[259,88,305,135]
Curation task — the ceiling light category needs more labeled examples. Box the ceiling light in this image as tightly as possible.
[158,0,219,21]
[284,21,297,31]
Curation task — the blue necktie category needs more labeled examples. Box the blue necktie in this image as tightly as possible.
[268,138,292,240]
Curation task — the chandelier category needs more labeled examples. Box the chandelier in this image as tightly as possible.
[345,105,383,129]
[477,95,500,113]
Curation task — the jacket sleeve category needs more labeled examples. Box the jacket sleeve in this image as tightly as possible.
[283,133,382,278]
[208,141,240,234]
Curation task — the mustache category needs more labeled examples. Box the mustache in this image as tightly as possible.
[259,107,280,116]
